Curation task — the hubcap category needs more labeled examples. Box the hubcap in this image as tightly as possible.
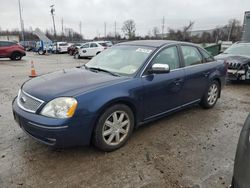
[102,111,130,146]
[207,84,218,105]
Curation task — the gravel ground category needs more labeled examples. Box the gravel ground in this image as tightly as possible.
[0,52,249,188]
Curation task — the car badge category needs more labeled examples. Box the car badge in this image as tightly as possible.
[20,96,27,103]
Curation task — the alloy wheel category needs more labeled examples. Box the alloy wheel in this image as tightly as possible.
[102,111,130,146]
[207,83,218,106]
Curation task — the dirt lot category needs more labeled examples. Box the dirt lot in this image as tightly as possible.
[0,52,249,188]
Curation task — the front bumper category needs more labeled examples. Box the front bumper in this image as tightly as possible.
[227,69,249,81]
[12,98,95,147]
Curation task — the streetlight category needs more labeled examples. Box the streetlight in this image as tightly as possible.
[50,5,56,37]
[18,0,25,41]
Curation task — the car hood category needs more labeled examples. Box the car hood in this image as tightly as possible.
[22,68,129,101]
[215,54,250,66]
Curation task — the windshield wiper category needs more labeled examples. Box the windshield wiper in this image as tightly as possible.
[86,66,120,77]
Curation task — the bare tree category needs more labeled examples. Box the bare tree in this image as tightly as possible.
[122,19,136,39]
[167,21,194,41]
[227,19,242,42]
[183,21,194,41]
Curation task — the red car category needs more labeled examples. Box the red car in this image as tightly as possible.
[0,41,26,60]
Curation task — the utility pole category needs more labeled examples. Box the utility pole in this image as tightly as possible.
[161,16,165,40]
[61,18,64,35]
[114,21,117,39]
[79,21,82,36]
[18,0,25,41]
[50,5,56,37]
[104,22,107,38]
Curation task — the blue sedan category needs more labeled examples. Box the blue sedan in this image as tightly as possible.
[12,40,227,151]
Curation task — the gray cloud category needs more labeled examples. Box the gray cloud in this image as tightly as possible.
[0,0,249,39]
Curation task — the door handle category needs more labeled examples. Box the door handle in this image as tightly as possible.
[174,79,183,86]
[203,72,210,77]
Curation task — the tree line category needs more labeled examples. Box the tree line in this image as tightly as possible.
[121,18,243,43]
[0,18,243,43]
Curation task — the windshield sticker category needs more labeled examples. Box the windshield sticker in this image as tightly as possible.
[136,48,152,54]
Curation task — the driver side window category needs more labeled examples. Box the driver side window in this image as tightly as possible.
[152,46,180,70]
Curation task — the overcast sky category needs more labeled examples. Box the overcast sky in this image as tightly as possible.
[0,0,249,39]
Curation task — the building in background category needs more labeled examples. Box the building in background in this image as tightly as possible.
[242,11,250,41]
[0,35,19,42]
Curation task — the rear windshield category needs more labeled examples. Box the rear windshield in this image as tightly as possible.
[59,43,68,46]
[98,42,108,47]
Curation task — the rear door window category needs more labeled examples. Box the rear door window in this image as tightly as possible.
[181,46,203,66]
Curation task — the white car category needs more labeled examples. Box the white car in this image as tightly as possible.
[52,42,69,53]
[75,41,111,58]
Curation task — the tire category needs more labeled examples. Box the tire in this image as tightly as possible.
[38,50,45,55]
[200,80,220,109]
[96,51,101,55]
[10,52,22,60]
[93,104,134,152]
[74,53,80,59]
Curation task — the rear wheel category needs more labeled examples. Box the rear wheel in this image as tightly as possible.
[10,52,22,60]
[74,53,80,59]
[200,80,220,108]
[93,104,134,151]
[38,50,45,55]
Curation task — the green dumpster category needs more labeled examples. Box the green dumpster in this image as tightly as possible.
[204,44,221,56]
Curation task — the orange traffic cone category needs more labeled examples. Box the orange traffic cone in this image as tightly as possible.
[29,60,37,78]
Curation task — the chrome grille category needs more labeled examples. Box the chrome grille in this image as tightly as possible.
[17,90,44,113]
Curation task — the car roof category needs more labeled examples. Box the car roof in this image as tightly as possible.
[235,41,250,44]
[118,40,197,48]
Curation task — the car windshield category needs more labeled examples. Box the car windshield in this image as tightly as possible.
[223,43,250,56]
[85,45,155,76]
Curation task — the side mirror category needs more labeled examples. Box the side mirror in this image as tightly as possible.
[149,64,170,74]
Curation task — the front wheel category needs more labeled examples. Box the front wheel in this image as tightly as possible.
[10,52,22,60]
[93,104,134,151]
[200,80,220,109]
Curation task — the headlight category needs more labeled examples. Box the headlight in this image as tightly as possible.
[40,97,77,118]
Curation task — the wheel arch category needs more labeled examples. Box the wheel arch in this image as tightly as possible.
[90,98,138,142]
[96,98,138,127]
[11,50,22,56]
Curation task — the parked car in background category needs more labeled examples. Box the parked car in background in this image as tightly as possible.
[75,41,112,58]
[231,114,250,188]
[52,42,69,53]
[67,43,83,55]
[215,42,250,81]
[19,41,36,51]
[12,40,227,151]
[0,41,26,60]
